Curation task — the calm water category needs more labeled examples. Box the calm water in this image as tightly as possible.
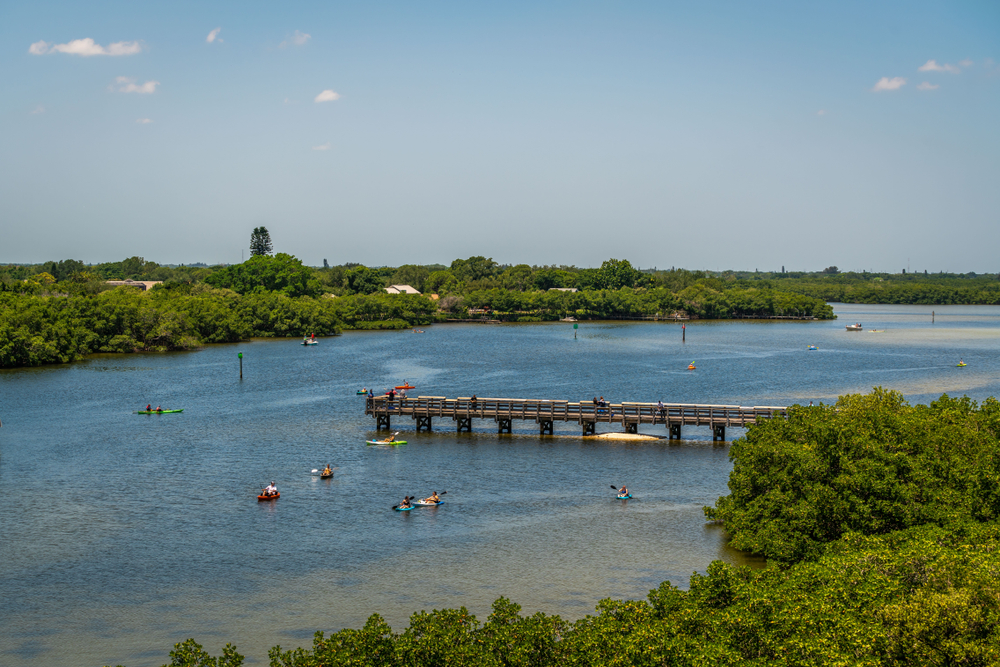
[3,304,1000,666]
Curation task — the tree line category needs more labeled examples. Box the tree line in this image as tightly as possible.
[134,388,1000,666]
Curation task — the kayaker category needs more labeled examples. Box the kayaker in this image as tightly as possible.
[264,481,277,496]
[155,405,163,412]
[322,465,332,476]
[618,485,629,497]
[399,496,412,508]
[423,491,440,503]
[146,404,152,412]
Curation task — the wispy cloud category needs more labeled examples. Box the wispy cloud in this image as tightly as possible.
[136,118,153,124]
[916,82,939,91]
[206,28,222,44]
[29,38,141,57]
[872,76,906,92]
[115,76,159,94]
[280,30,311,48]
[817,109,827,116]
[30,105,45,115]
[959,59,973,68]
[314,89,340,103]
[918,59,960,73]
[313,143,331,151]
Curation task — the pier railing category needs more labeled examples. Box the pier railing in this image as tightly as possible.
[365,395,787,440]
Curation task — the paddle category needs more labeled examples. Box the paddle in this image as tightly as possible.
[310,467,339,475]
[392,495,415,510]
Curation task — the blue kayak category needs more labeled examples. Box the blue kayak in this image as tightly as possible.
[617,494,632,500]
[394,505,415,511]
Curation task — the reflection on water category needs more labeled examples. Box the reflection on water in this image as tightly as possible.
[1,304,999,666]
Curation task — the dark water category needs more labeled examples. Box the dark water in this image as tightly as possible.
[2,304,999,666]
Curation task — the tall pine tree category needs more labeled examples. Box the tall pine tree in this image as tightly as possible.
[249,227,273,256]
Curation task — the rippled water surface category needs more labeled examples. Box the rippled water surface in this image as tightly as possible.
[3,304,1000,666]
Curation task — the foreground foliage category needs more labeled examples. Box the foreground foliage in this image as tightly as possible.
[149,523,1000,667]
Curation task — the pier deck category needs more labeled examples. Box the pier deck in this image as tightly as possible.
[365,395,788,441]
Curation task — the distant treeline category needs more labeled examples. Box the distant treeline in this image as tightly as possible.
[143,390,1000,666]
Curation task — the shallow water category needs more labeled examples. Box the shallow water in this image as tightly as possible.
[2,303,999,666]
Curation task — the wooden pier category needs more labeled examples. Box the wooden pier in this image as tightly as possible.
[365,396,788,441]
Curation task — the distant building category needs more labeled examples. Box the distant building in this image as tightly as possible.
[385,284,421,295]
[105,280,162,291]
[548,287,578,292]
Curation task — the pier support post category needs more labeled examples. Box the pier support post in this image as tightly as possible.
[456,417,472,433]
[497,418,512,434]
[582,421,595,436]
[713,425,726,442]
[669,423,681,440]
[539,420,553,435]
[625,422,638,434]
[376,414,391,431]
[415,416,432,432]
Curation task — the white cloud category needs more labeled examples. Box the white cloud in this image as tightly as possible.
[115,77,159,94]
[872,76,906,92]
[30,105,45,115]
[918,59,960,73]
[280,30,311,48]
[29,38,142,57]
[206,28,222,43]
[136,118,153,124]
[959,59,973,68]
[313,143,331,151]
[314,89,340,102]
[917,82,939,91]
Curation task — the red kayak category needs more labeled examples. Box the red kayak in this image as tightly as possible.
[258,492,280,501]
[395,384,415,390]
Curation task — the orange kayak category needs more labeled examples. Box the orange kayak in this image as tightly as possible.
[258,492,280,501]
[395,384,415,389]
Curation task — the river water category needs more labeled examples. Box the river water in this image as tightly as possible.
[2,304,999,666]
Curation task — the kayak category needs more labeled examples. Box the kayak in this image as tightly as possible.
[366,440,407,445]
[357,391,368,395]
[957,363,967,367]
[395,384,415,389]
[394,505,415,511]
[302,341,318,346]
[807,346,818,351]
[320,473,334,479]
[258,492,280,501]
[137,409,183,414]
[616,494,632,500]
[413,500,443,506]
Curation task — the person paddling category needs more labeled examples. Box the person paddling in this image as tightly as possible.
[145,404,152,412]
[322,464,332,476]
[422,491,440,504]
[155,405,163,413]
[399,496,412,509]
[263,481,278,497]
[618,485,629,497]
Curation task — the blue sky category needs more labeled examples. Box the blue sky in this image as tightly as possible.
[2,0,997,271]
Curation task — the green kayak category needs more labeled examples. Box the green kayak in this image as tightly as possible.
[136,409,184,414]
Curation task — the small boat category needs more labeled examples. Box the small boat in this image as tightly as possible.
[807,345,818,351]
[302,340,318,346]
[687,363,696,370]
[137,409,183,414]
[616,494,632,500]
[845,323,862,331]
[257,492,280,501]
[957,362,967,367]
[320,472,334,479]
[395,384,415,390]
[413,499,443,506]
[394,505,415,511]
[366,439,407,446]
